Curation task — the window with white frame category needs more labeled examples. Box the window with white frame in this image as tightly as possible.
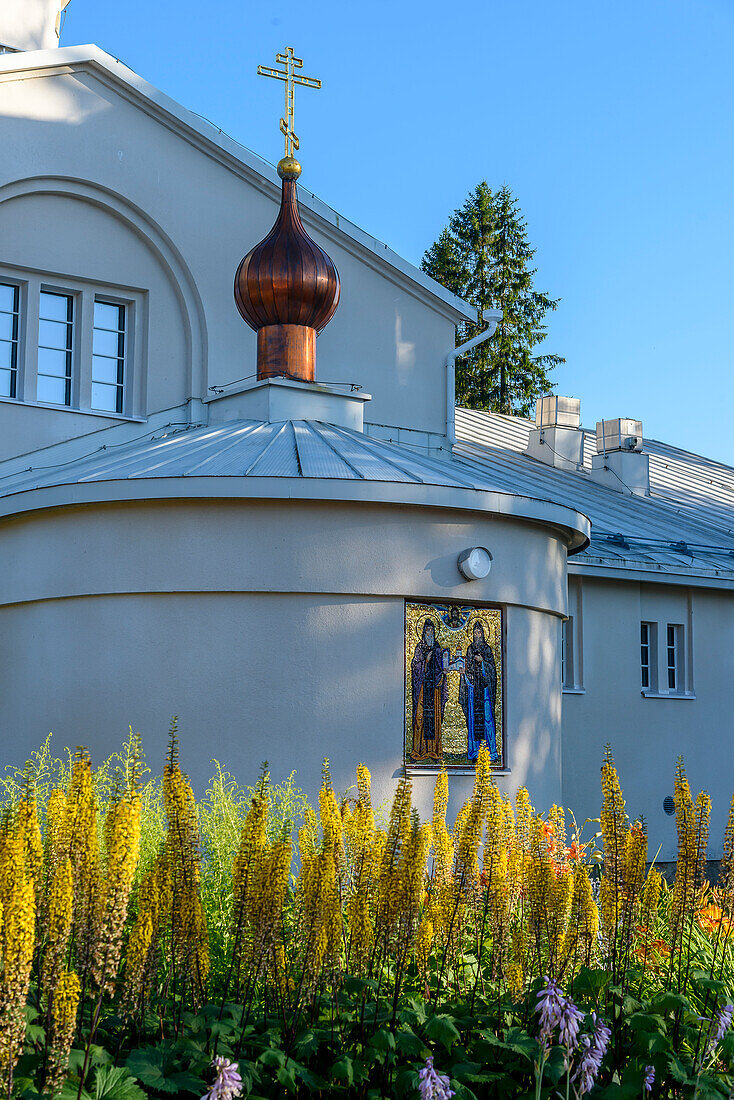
[0,282,20,399]
[666,624,684,692]
[640,621,657,690]
[562,576,584,692]
[92,301,126,413]
[37,290,74,406]
[640,616,691,697]
[561,616,574,689]
[0,269,143,418]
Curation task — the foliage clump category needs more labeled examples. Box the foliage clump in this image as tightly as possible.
[0,734,733,1099]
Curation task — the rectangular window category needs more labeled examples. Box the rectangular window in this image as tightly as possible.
[0,282,19,399]
[667,624,683,692]
[641,621,657,690]
[92,300,125,414]
[562,616,574,689]
[37,290,73,406]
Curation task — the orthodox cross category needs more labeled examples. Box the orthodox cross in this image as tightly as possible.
[257,47,322,159]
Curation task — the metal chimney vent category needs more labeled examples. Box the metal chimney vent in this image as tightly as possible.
[536,395,581,429]
[596,418,643,454]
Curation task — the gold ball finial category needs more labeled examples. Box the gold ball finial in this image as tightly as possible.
[277,155,302,180]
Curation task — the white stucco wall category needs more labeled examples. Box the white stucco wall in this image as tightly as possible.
[0,58,464,460]
[0,497,568,818]
[561,574,734,861]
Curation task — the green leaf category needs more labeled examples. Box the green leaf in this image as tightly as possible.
[331,1056,354,1086]
[395,1026,425,1057]
[449,1060,482,1080]
[370,1027,396,1053]
[275,1065,297,1092]
[257,1049,286,1069]
[59,1083,93,1100]
[125,1046,203,1096]
[292,1029,319,1059]
[94,1066,147,1100]
[425,1013,461,1051]
[627,1012,666,1034]
[482,1027,538,1063]
[651,991,692,1016]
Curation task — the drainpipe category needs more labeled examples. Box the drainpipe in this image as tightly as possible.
[446,308,503,446]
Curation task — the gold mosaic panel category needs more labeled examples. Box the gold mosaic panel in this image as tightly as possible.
[404,601,504,768]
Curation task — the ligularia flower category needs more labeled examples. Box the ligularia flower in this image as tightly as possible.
[643,1064,655,1094]
[202,1057,243,1100]
[418,1056,455,1100]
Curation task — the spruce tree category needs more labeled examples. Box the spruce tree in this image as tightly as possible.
[422,182,564,415]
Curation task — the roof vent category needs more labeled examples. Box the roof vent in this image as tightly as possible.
[536,395,581,429]
[595,418,642,454]
[590,417,650,496]
[524,395,583,471]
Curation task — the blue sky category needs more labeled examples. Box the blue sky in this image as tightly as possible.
[63,0,733,461]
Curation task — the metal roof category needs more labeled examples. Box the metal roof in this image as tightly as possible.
[455,407,734,581]
[0,418,591,549]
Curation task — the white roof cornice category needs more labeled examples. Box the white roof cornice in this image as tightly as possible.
[0,45,475,324]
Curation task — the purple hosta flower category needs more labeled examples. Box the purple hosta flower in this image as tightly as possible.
[572,1013,611,1096]
[418,1056,455,1100]
[642,1064,655,1094]
[701,1002,734,1057]
[202,1058,243,1100]
[713,1003,733,1045]
[535,976,565,1049]
[558,996,585,1054]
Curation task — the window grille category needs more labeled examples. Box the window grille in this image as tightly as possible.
[37,291,73,406]
[0,282,19,399]
[92,301,126,413]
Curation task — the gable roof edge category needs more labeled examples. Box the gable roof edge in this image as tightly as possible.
[0,44,476,324]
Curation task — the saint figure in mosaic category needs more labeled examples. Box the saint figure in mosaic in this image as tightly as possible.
[459,620,499,763]
[410,617,447,761]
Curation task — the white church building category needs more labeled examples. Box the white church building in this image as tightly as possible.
[1,6,733,862]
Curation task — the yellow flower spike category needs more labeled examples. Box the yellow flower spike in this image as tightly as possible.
[564,863,599,970]
[94,778,142,993]
[0,813,36,1084]
[598,746,628,940]
[670,759,710,955]
[431,771,454,889]
[17,791,43,893]
[415,917,433,973]
[718,791,734,895]
[42,857,73,999]
[45,969,80,1099]
[515,788,534,853]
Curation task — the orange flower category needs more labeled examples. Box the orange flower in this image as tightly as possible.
[633,936,671,971]
[542,820,556,851]
[696,902,732,937]
[564,841,581,862]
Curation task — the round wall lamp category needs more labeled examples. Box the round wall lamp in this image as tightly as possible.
[457,546,492,581]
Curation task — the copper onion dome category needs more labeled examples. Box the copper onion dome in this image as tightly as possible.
[234,159,340,383]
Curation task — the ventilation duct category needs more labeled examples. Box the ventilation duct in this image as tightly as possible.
[590,418,650,496]
[524,395,584,471]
